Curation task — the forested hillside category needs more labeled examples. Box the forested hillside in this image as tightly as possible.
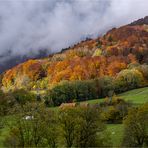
[0,17,148,106]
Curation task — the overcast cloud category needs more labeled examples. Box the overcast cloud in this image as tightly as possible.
[0,0,148,61]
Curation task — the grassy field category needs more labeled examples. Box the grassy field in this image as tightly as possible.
[0,87,147,147]
[0,127,9,147]
[107,124,124,146]
[119,87,148,104]
[81,87,148,105]
[0,115,16,147]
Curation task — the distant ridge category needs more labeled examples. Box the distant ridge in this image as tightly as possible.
[0,49,49,74]
[130,16,148,26]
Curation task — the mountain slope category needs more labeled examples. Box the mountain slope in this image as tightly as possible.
[0,17,148,92]
[130,16,148,26]
[0,49,49,74]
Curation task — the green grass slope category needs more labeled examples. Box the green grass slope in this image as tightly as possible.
[82,87,148,105]
[107,124,124,146]
[119,87,148,104]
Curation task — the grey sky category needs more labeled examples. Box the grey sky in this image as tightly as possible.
[0,0,147,60]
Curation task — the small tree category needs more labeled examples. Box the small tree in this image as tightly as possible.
[4,103,58,147]
[122,103,148,147]
[108,35,113,42]
[58,108,78,147]
[58,107,111,147]
[75,107,109,147]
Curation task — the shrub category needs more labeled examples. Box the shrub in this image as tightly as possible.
[11,89,35,105]
[115,69,144,93]
[0,90,16,115]
[100,97,132,123]
[93,49,102,57]
[98,76,115,97]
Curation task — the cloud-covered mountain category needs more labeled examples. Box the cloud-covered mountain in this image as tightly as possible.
[0,0,148,73]
[1,18,148,92]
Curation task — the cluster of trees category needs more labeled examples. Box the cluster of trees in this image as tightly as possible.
[3,102,148,147]
[47,56,128,83]
[45,80,98,106]
[2,60,47,90]
[4,103,111,147]
[45,64,147,106]
[0,89,36,116]
[115,68,145,93]
[2,57,147,93]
